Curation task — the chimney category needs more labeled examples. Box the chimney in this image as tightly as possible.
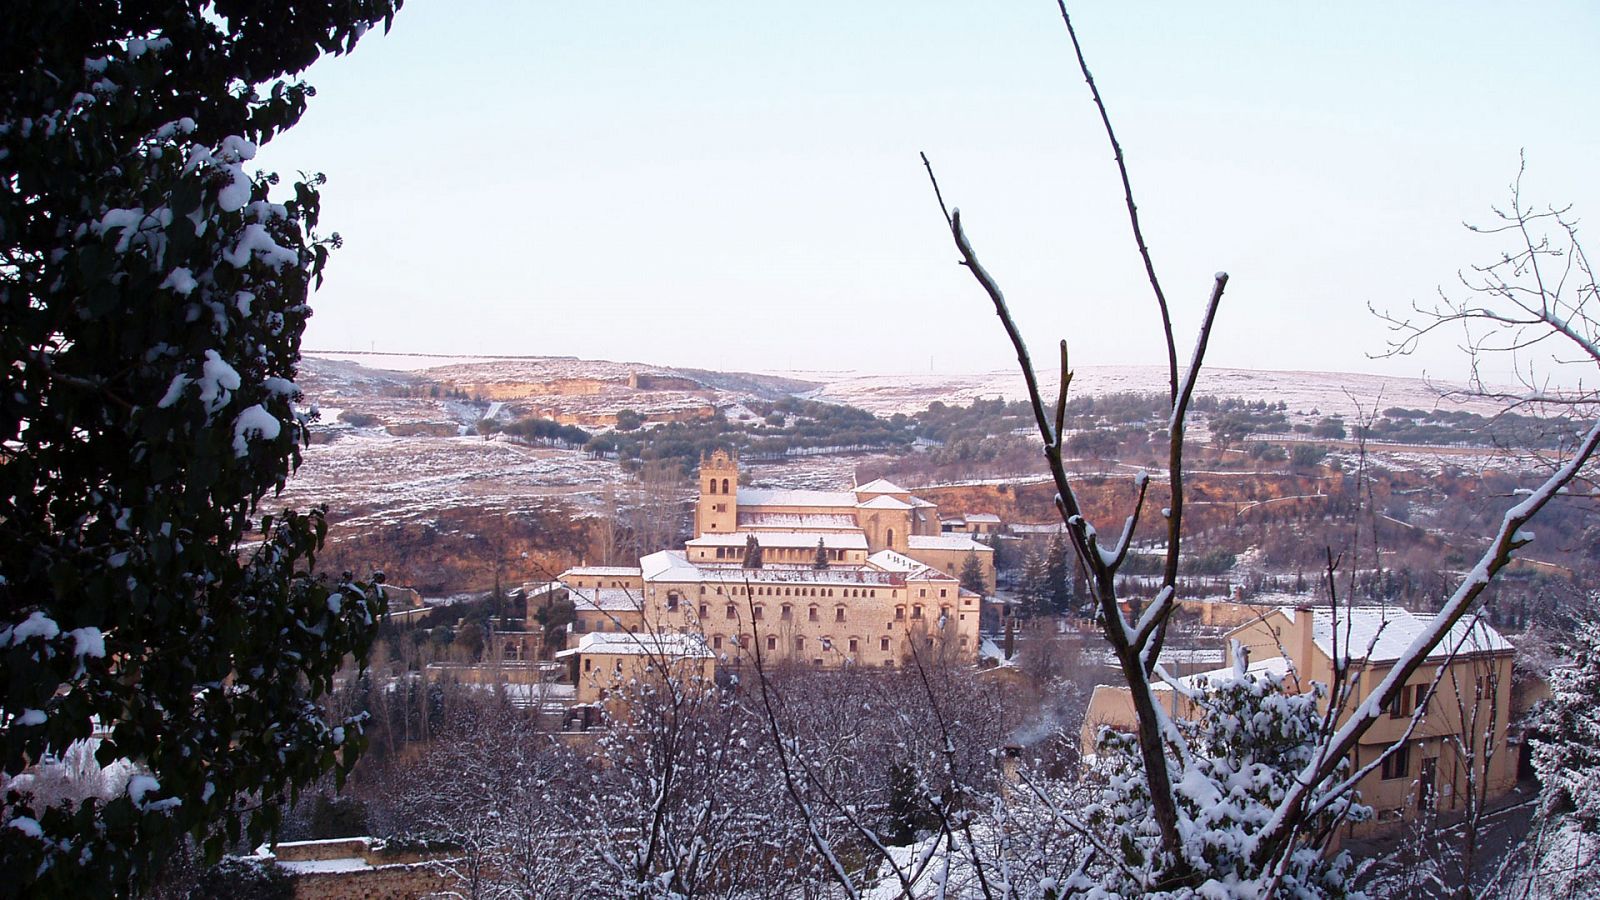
[1293,603,1316,688]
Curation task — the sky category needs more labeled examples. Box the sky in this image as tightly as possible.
[257,1,1600,386]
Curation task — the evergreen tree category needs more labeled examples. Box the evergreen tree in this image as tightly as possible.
[1045,533,1073,615]
[0,3,400,892]
[1018,549,1048,617]
[743,535,763,569]
[812,537,829,570]
[959,551,987,597]
[1532,620,1600,830]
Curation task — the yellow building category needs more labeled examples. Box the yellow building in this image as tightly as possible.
[552,450,992,676]
[1082,603,1516,831]
[554,631,715,707]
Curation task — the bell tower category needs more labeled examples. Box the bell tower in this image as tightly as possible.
[695,449,739,537]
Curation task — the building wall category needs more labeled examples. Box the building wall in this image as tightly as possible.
[640,575,981,668]
[573,650,716,705]
[904,545,996,594]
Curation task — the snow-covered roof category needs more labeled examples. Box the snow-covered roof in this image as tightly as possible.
[1276,606,1512,664]
[854,478,909,495]
[640,551,905,586]
[555,631,713,659]
[965,513,1002,524]
[687,531,868,550]
[857,495,914,511]
[562,565,642,578]
[908,497,939,509]
[564,586,645,613]
[738,488,857,508]
[1153,656,1294,693]
[1009,523,1066,535]
[866,550,956,581]
[737,511,859,531]
[908,534,992,552]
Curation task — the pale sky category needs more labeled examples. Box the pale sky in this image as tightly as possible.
[258,1,1599,386]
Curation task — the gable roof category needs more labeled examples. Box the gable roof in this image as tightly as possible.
[908,534,991,552]
[1274,605,1512,664]
[738,488,857,508]
[857,495,913,511]
[854,478,909,495]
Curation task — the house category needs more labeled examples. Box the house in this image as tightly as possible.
[554,631,716,707]
[1083,602,1516,831]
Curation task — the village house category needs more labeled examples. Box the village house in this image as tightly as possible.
[1082,602,1516,832]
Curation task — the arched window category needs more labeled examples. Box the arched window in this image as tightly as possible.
[886,527,895,546]
[721,478,730,494]
[708,479,717,495]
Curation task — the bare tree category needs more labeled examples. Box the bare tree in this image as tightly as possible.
[914,4,1600,893]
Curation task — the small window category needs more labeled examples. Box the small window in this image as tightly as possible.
[721,478,730,494]
[808,606,819,622]
[835,606,846,622]
[849,638,859,653]
[584,658,592,672]
[880,637,891,651]
[939,589,948,598]
[1387,687,1412,720]
[895,606,906,620]
[713,635,723,649]
[1381,743,1412,780]
[667,592,680,612]
[794,636,805,652]
[753,605,764,621]
[912,605,923,619]
[767,635,777,651]
[699,603,708,618]
[781,605,793,620]
[1413,684,1429,713]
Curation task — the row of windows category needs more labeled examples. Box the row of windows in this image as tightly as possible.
[706,477,732,494]
[672,585,883,600]
[705,633,971,654]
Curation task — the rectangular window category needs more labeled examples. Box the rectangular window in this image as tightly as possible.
[699,604,708,618]
[809,607,819,622]
[794,637,805,652]
[781,605,792,620]
[753,605,764,621]
[1387,686,1412,719]
[1381,743,1412,780]
[912,605,923,619]
[880,637,891,651]
[895,606,905,620]
[835,607,845,622]
[766,635,777,651]
[1413,683,1428,714]
[713,635,723,649]
[849,638,859,653]
[726,604,736,620]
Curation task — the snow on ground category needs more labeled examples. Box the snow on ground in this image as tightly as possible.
[781,365,1510,418]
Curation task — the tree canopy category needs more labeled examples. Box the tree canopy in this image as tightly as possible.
[1,1,401,892]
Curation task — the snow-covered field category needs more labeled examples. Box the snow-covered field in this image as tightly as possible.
[781,365,1510,418]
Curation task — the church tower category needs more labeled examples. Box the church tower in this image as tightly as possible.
[694,449,739,537]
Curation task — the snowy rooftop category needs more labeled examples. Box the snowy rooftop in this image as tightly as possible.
[562,565,642,578]
[738,488,857,508]
[853,478,909,495]
[908,497,939,508]
[564,586,645,612]
[866,549,956,581]
[1009,523,1066,535]
[1276,605,1512,664]
[737,511,859,530]
[964,513,1002,524]
[857,495,914,511]
[640,551,906,586]
[688,531,868,550]
[908,534,991,552]
[1152,656,1294,693]
[556,631,714,659]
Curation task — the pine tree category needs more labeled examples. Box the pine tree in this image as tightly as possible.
[1045,533,1073,615]
[813,537,829,570]
[1018,549,1048,618]
[959,550,987,596]
[0,3,400,892]
[1532,620,1600,830]
[743,535,764,569]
